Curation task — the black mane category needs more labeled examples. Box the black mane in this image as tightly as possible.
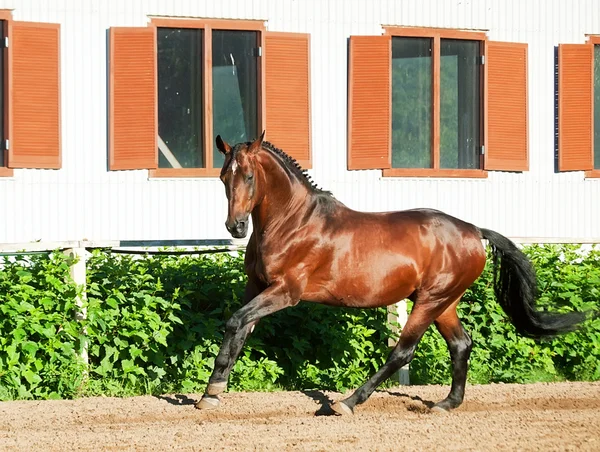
[261,141,332,197]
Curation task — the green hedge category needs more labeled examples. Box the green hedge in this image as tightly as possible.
[0,244,599,400]
[0,253,86,400]
[83,250,393,396]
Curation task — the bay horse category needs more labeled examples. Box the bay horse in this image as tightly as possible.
[196,132,588,415]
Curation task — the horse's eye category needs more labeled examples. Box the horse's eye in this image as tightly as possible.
[246,174,254,182]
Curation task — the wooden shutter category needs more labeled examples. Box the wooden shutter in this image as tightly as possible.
[558,44,593,172]
[109,27,157,170]
[8,22,61,169]
[348,35,391,170]
[265,32,311,168]
[485,41,529,171]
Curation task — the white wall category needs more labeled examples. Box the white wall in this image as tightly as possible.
[0,0,598,243]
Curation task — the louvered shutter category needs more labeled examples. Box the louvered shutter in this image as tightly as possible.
[347,35,391,170]
[8,22,61,169]
[485,41,529,171]
[558,44,593,172]
[109,27,157,170]
[265,32,311,168]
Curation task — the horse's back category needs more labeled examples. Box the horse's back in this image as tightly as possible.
[300,206,486,307]
[332,207,482,247]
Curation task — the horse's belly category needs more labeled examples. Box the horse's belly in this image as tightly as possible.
[302,265,418,308]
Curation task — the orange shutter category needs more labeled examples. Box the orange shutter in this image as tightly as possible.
[265,32,311,168]
[348,35,391,170]
[558,44,593,172]
[8,22,61,169]
[485,41,529,171]
[109,27,157,170]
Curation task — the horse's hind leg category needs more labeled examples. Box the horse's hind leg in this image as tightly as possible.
[431,301,473,412]
[331,302,436,415]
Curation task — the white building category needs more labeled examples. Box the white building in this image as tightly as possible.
[0,0,598,245]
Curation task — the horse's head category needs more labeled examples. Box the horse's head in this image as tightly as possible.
[217,132,265,238]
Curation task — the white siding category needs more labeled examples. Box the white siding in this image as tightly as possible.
[0,0,599,243]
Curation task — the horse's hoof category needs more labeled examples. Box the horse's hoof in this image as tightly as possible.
[330,401,354,416]
[430,405,450,414]
[206,381,227,396]
[195,395,221,410]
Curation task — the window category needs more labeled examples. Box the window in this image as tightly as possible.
[391,37,432,169]
[211,30,259,169]
[109,19,311,176]
[156,27,259,171]
[0,10,61,177]
[157,27,205,169]
[440,39,481,170]
[348,27,529,177]
[390,37,481,171]
[558,36,600,177]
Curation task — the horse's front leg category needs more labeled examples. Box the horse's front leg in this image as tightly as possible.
[196,281,298,409]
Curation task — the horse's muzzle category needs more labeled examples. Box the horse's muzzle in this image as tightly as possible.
[226,218,248,238]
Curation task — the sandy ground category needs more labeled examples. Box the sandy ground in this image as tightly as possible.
[1,382,599,451]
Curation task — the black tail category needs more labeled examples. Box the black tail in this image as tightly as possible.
[480,228,588,339]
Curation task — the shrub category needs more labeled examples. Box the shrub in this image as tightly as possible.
[84,250,394,395]
[0,244,598,400]
[0,252,86,400]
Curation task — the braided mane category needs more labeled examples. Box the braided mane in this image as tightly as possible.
[261,141,331,196]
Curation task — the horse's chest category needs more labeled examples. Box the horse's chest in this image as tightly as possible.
[254,264,270,285]
[249,236,317,286]
[250,250,296,286]
[249,252,277,285]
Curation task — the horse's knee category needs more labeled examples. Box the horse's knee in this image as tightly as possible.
[225,315,258,340]
[225,314,242,333]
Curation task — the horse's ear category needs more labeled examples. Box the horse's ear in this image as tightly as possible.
[216,135,232,155]
[248,131,266,154]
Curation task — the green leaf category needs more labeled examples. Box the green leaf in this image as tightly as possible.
[105,297,119,310]
[121,359,136,373]
[22,369,42,385]
[21,341,38,356]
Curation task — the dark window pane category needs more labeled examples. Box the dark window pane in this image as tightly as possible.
[440,39,481,169]
[392,37,432,168]
[212,30,259,169]
[157,28,203,168]
[595,45,600,170]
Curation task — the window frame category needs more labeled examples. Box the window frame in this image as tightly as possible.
[382,26,488,178]
[586,35,600,178]
[149,18,266,178]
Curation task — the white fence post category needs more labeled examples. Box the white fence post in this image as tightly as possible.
[66,246,88,367]
[388,300,410,385]
[396,300,409,384]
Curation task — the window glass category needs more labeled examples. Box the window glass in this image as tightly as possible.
[440,39,481,169]
[212,30,259,168]
[392,37,432,168]
[157,28,204,168]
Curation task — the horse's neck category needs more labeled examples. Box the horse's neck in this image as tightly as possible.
[251,151,310,238]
